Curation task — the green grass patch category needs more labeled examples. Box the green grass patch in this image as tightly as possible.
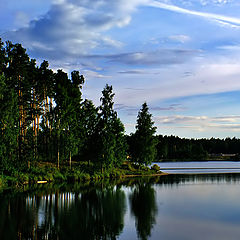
[0,160,162,189]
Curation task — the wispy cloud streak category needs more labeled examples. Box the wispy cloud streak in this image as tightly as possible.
[148,1,240,28]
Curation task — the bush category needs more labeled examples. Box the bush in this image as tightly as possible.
[82,173,91,181]
[44,173,54,182]
[151,164,160,172]
[5,176,18,186]
[140,165,150,171]
[53,171,66,181]
[18,173,29,183]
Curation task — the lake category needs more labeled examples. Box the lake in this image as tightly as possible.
[1,162,240,240]
[154,161,240,174]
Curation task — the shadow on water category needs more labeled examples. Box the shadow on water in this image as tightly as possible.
[1,173,240,240]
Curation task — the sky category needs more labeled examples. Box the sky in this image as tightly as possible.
[1,0,240,138]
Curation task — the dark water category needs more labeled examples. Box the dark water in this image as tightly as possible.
[1,174,240,240]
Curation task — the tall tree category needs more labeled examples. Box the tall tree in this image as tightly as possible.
[94,84,126,171]
[52,70,85,168]
[0,74,18,170]
[65,71,85,168]
[131,102,157,166]
[80,99,98,163]
[4,41,35,167]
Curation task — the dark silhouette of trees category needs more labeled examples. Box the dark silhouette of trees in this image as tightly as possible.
[129,183,158,240]
[130,102,157,166]
[0,39,128,171]
[0,186,126,240]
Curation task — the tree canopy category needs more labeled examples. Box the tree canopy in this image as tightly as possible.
[131,102,157,166]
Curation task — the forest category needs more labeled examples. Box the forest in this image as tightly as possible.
[0,39,240,183]
[0,39,157,176]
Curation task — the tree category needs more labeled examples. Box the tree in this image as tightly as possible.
[0,74,18,170]
[131,102,157,166]
[94,84,126,171]
[4,41,36,167]
[65,71,85,168]
[80,99,98,163]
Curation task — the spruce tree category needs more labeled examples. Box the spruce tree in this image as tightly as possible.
[132,102,157,166]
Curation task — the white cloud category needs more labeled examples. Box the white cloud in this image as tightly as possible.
[168,35,191,43]
[104,49,198,65]
[82,69,111,79]
[148,0,240,28]
[154,114,240,133]
[110,59,240,107]
[5,0,149,60]
[14,12,29,28]
[200,0,232,5]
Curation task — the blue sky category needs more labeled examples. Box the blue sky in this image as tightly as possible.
[1,0,240,138]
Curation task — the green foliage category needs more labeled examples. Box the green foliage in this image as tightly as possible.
[131,102,157,166]
[0,175,5,188]
[2,37,240,186]
[80,99,98,161]
[0,74,19,170]
[151,164,160,172]
[155,135,210,161]
[93,84,127,170]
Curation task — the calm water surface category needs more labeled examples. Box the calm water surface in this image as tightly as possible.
[155,161,240,173]
[1,171,240,239]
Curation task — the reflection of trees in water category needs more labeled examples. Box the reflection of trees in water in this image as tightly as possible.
[0,195,39,240]
[2,173,240,239]
[58,187,126,240]
[129,183,157,240]
[155,173,240,186]
[0,187,126,240]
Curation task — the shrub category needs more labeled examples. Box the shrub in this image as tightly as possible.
[151,164,160,172]
[53,171,66,181]
[82,173,91,181]
[18,173,29,183]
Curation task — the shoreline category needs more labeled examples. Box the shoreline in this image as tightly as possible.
[0,162,164,190]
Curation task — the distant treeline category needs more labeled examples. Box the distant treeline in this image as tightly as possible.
[145,135,239,161]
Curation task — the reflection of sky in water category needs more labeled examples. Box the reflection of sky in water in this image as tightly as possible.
[152,178,240,240]
[166,169,240,173]
[120,174,240,240]
[13,173,240,240]
[154,161,240,174]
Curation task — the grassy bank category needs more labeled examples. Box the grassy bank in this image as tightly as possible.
[0,161,162,189]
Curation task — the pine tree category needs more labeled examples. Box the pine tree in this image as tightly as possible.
[132,102,157,166]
